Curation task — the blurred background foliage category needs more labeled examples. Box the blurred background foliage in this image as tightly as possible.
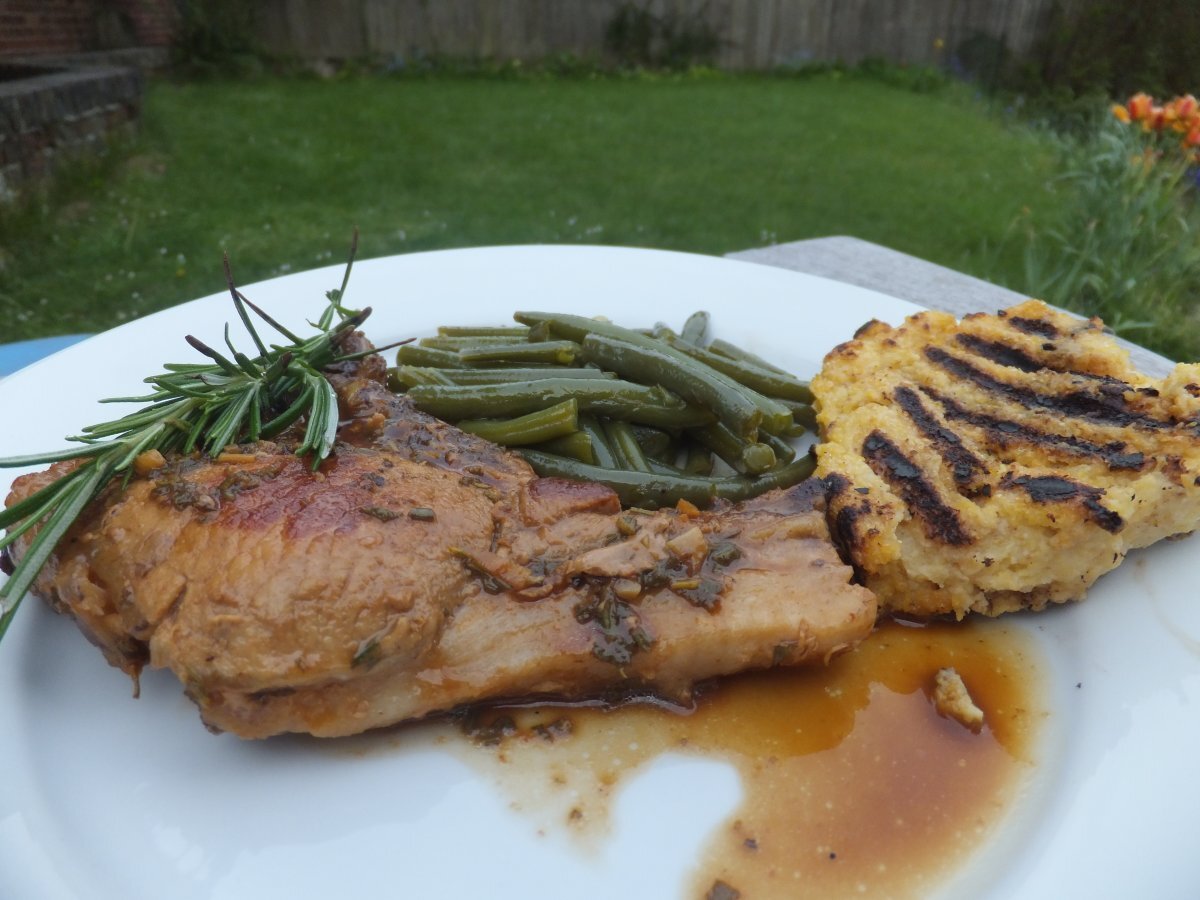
[3,0,1199,359]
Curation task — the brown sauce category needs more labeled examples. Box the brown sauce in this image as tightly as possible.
[453,617,1046,899]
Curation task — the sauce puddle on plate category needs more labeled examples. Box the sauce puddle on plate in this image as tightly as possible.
[452,617,1047,899]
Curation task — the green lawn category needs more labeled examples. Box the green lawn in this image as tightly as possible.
[0,72,1056,341]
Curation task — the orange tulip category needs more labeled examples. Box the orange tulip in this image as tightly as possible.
[1112,103,1131,123]
[1128,92,1154,121]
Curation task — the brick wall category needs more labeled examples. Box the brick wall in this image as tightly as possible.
[0,64,144,198]
[0,0,176,60]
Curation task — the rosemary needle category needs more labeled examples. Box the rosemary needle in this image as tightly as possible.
[0,238,399,644]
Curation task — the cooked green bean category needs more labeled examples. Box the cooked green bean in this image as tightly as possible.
[436,367,616,385]
[759,429,797,464]
[458,340,581,366]
[661,332,815,404]
[387,365,455,391]
[418,335,521,351]
[688,422,777,475]
[535,430,596,464]
[406,378,714,428]
[683,441,714,475]
[630,424,675,461]
[707,337,793,376]
[519,450,721,508]
[712,453,816,501]
[455,399,579,446]
[680,310,710,345]
[578,415,619,469]
[394,311,818,510]
[781,398,819,431]
[396,344,468,369]
[579,332,773,440]
[741,442,777,474]
[520,449,815,508]
[517,311,787,438]
[775,418,809,439]
[603,420,651,472]
[437,325,531,338]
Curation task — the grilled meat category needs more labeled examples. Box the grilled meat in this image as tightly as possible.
[5,341,874,738]
[813,299,1200,618]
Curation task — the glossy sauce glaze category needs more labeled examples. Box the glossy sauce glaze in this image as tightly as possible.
[453,617,1047,899]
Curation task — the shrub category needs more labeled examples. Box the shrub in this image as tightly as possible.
[170,0,264,76]
[603,2,721,71]
[1008,0,1200,103]
[1016,113,1200,361]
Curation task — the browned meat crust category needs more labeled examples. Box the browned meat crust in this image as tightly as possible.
[5,338,874,738]
[813,299,1200,618]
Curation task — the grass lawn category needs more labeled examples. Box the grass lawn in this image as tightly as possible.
[0,72,1057,341]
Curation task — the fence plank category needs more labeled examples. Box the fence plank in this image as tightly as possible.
[256,0,1063,70]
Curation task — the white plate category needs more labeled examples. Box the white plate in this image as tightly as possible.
[1,245,1197,899]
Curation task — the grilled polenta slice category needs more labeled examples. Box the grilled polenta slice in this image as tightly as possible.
[813,299,1200,618]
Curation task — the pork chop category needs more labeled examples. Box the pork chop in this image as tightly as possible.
[813,299,1200,618]
[5,341,875,738]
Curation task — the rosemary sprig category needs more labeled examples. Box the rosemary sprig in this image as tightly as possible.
[0,238,398,644]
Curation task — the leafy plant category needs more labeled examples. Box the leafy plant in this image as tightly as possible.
[603,2,721,71]
[1015,114,1200,361]
[170,0,264,76]
[994,0,1200,112]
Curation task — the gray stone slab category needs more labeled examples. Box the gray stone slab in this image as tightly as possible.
[728,236,1175,377]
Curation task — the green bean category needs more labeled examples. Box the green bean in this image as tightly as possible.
[405,378,714,429]
[437,325,531,338]
[519,450,720,509]
[759,429,797,464]
[518,312,798,436]
[688,422,777,475]
[387,366,455,391]
[578,332,769,440]
[661,332,815,404]
[680,310,710,345]
[649,453,815,496]
[707,337,793,376]
[683,441,714,475]
[603,420,651,472]
[396,344,468,369]
[775,418,809,439]
[712,454,816,501]
[436,367,616,385]
[781,398,818,431]
[630,424,675,461]
[455,399,579,446]
[418,335,522,351]
[458,340,581,366]
[519,449,815,508]
[535,430,596,464]
[741,442,777,474]
[578,415,619,469]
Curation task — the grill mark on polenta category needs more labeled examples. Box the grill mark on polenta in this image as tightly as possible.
[922,388,1147,470]
[954,335,1156,399]
[1006,316,1060,338]
[924,346,1170,430]
[893,386,990,492]
[860,430,972,546]
[999,474,1124,533]
[955,333,1045,373]
[823,473,872,576]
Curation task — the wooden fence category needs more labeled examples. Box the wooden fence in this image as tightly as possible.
[255,0,1065,70]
